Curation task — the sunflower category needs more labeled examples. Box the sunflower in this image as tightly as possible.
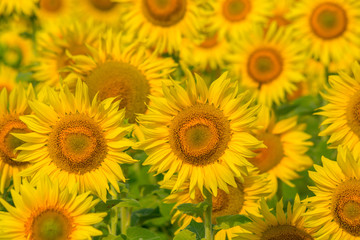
[305,145,360,239]
[249,107,313,196]
[0,176,106,239]
[136,71,264,197]
[180,31,231,72]
[13,81,136,201]
[317,62,360,158]
[289,0,360,66]
[265,0,294,30]
[0,85,35,194]
[32,20,104,89]
[114,0,206,54]
[0,28,34,69]
[65,30,176,122]
[0,64,17,92]
[76,0,123,25]
[164,169,271,240]
[208,0,273,40]
[230,23,306,107]
[236,195,317,239]
[36,0,74,20]
[0,0,37,16]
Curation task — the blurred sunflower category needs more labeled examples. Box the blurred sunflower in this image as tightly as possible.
[0,85,34,194]
[0,177,106,239]
[237,195,317,239]
[265,0,294,29]
[208,0,273,40]
[164,169,271,240]
[290,0,360,66]
[136,71,264,197]
[115,0,205,54]
[13,81,136,201]
[33,20,104,89]
[0,29,34,69]
[36,0,74,20]
[66,30,176,122]
[180,32,231,72]
[0,64,17,92]
[306,146,360,239]
[0,0,37,16]
[249,107,313,196]
[317,62,360,157]
[77,0,123,25]
[230,23,306,106]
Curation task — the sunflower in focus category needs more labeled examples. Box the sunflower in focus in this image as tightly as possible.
[249,107,313,195]
[0,85,35,194]
[13,81,136,201]
[236,195,317,239]
[180,31,231,72]
[0,0,37,16]
[33,20,104,89]
[208,0,273,40]
[136,71,264,197]
[317,62,360,157]
[36,0,74,20]
[77,0,123,25]
[115,0,206,54]
[230,23,306,106]
[306,146,360,239]
[164,169,271,240]
[290,0,360,66]
[0,64,17,92]
[0,177,106,239]
[65,30,176,122]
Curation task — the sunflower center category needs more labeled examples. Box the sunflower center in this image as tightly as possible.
[332,179,360,236]
[2,47,22,68]
[346,94,360,138]
[247,48,283,84]
[249,133,283,173]
[261,225,313,240]
[90,0,116,11]
[310,2,347,39]
[169,104,231,166]
[30,209,72,240]
[200,34,218,49]
[85,61,150,123]
[193,182,244,223]
[48,114,107,174]
[0,116,29,166]
[222,0,251,22]
[142,0,187,27]
[39,0,63,12]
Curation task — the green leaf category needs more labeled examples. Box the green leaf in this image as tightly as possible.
[95,200,122,212]
[177,202,208,218]
[185,220,205,240]
[102,234,127,240]
[174,230,196,240]
[116,198,141,208]
[214,215,250,230]
[126,227,161,240]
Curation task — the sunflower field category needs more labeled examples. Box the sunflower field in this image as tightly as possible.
[1,0,360,239]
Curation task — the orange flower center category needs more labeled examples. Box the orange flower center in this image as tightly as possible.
[0,115,30,167]
[261,225,313,240]
[169,104,230,166]
[249,132,284,173]
[333,179,360,236]
[142,0,187,27]
[199,33,218,49]
[39,0,63,12]
[48,114,107,174]
[310,2,347,39]
[247,48,283,84]
[222,0,251,22]
[89,0,116,11]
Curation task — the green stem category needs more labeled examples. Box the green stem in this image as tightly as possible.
[276,179,283,201]
[110,187,119,235]
[204,189,213,240]
[121,206,128,235]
